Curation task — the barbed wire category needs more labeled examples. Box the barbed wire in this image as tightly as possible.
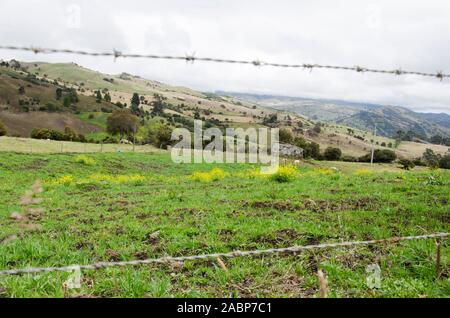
[0,45,448,80]
[0,232,447,276]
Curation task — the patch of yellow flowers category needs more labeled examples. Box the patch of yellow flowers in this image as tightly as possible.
[353,168,373,176]
[190,168,226,182]
[74,155,96,166]
[45,174,146,186]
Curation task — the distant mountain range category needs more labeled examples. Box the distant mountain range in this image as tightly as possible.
[218,92,450,139]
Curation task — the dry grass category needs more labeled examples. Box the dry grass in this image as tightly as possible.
[0,137,164,154]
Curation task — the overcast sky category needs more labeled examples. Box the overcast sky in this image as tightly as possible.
[1,0,450,114]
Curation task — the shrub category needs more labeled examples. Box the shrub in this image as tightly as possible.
[0,121,7,136]
[422,149,439,167]
[209,168,226,181]
[270,165,297,183]
[74,155,96,166]
[342,155,358,162]
[30,127,86,142]
[399,159,415,170]
[279,128,293,144]
[359,149,397,163]
[439,154,450,169]
[323,147,342,161]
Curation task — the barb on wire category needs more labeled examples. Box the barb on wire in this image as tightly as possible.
[0,233,447,276]
[0,45,448,80]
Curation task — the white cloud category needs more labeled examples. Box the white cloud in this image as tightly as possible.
[1,0,449,113]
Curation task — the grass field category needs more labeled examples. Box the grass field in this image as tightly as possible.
[0,150,448,298]
[0,137,163,154]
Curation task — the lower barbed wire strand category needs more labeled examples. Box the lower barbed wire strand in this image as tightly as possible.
[0,233,447,276]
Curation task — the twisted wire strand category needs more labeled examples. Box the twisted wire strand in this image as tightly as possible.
[0,233,447,276]
[0,45,447,80]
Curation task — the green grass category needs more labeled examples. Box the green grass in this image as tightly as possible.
[76,112,109,129]
[0,151,448,298]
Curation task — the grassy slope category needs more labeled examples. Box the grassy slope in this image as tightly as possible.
[0,152,448,298]
[0,65,117,137]
[14,62,450,159]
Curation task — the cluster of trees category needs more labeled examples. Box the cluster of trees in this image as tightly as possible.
[95,89,112,103]
[396,130,450,147]
[419,148,450,169]
[358,149,397,163]
[105,108,174,149]
[31,127,87,142]
[429,135,450,147]
[279,128,400,162]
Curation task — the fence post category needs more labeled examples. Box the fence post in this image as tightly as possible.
[100,142,103,153]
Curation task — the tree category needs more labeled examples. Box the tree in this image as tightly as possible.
[56,88,63,100]
[63,127,77,141]
[313,123,322,134]
[279,128,293,144]
[422,148,439,167]
[430,135,443,145]
[151,94,165,116]
[324,147,342,161]
[399,159,415,170]
[439,154,450,169]
[106,109,139,138]
[0,121,7,136]
[96,90,102,103]
[18,86,25,95]
[104,92,112,103]
[130,93,141,115]
[131,93,140,107]
[155,125,172,149]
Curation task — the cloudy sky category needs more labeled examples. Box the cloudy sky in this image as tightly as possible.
[1,0,450,113]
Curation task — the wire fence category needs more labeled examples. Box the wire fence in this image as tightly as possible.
[0,45,448,80]
[0,233,447,276]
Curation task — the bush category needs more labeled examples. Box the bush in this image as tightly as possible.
[323,147,342,161]
[359,149,397,163]
[209,168,226,181]
[342,155,358,162]
[0,121,7,136]
[399,159,415,170]
[30,128,86,142]
[439,154,450,169]
[279,128,293,144]
[74,155,96,166]
[270,165,297,183]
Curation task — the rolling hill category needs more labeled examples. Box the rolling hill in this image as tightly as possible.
[1,60,449,159]
[221,92,450,139]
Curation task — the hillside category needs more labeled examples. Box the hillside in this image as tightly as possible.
[0,62,117,136]
[221,92,450,139]
[1,61,448,159]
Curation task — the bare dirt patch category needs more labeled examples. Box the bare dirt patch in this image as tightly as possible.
[243,197,382,213]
